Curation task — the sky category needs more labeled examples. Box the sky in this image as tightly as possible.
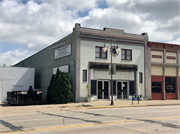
[0,0,180,66]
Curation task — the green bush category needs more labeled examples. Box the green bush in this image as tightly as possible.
[46,68,72,104]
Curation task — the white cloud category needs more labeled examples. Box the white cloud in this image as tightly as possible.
[168,38,180,45]
[42,0,98,12]
[0,0,179,66]
[0,49,29,66]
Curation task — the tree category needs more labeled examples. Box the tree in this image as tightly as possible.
[46,74,54,103]
[46,68,72,104]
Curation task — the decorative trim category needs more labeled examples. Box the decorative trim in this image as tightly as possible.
[80,31,145,41]
[148,42,180,51]
[110,46,119,57]
[167,56,176,60]
[152,55,162,59]
[89,62,137,71]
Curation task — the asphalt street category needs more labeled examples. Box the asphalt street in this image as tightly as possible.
[0,105,180,134]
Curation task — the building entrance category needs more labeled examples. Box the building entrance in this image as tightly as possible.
[98,81,109,99]
[117,81,128,99]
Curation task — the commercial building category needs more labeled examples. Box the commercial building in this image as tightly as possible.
[147,42,180,100]
[14,23,149,102]
[0,67,34,103]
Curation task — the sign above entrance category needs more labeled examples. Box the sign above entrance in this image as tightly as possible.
[55,44,71,59]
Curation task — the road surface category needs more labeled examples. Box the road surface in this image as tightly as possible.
[0,105,180,134]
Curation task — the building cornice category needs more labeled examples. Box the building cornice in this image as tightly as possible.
[80,31,146,45]
[148,41,180,51]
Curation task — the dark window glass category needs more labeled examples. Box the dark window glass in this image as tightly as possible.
[121,49,132,60]
[152,82,162,93]
[98,81,102,99]
[129,81,135,95]
[165,77,176,93]
[139,72,143,83]
[104,81,109,99]
[95,47,107,59]
[91,80,97,95]
[98,81,102,90]
[83,70,87,81]
[112,81,116,95]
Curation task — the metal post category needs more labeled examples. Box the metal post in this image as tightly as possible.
[110,42,114,105]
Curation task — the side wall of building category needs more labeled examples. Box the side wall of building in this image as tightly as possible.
[0,67,34,103]
[14,32,78,101]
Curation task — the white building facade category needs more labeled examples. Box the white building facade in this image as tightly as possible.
[79,28,148,101]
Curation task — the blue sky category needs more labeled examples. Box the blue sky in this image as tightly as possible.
[0,0,179,66]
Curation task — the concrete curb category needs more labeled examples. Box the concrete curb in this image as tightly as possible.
[83,103,180,109]
[84,104,147,109]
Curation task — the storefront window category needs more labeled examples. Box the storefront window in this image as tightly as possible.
[152,82,162,93]
[165,77,176,93]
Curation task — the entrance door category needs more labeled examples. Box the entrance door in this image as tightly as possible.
[98,81,109,99]
[117,81,128,99]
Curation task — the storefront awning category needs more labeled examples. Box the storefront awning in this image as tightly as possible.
[89,62,137,71]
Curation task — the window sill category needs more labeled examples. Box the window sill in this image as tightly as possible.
[121,59,132,61]
[95,57,107,59]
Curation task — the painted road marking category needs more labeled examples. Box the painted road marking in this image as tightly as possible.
[0,116,180,134]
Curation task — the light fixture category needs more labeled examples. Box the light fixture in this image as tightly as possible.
[116,47,120,53]
[115,43,120,53]
[103,43,108,52]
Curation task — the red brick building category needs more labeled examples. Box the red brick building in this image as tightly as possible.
[148,41,180,100]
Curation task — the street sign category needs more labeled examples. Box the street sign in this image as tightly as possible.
[109,64,116,75]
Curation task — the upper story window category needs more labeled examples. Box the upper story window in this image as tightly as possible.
[121,49,132,60]
[95,47,107,59]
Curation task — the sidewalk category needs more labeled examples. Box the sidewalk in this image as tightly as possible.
[0,100,179,115]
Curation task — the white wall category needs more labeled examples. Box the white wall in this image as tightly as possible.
[80,40,145,98]
[0,67,35,103]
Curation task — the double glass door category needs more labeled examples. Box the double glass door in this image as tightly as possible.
[117,81,128,99]
[98,81,109,99]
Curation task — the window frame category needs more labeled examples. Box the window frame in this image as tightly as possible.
[83,70,87,82]
[121,49,132,60]
[95,46,107,59]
